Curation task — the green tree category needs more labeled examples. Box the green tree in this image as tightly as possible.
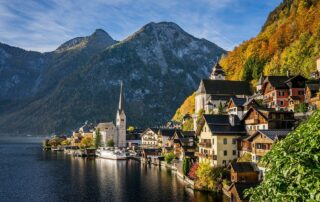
[242,55,266,81]
[164,152,176,164]
[183,157,192,176]
[218,102,224,115]
[95,129,101,148]
[181,118,194,131]
[106,139,114,147]
[245,110,320,201]
[296,103,308,113]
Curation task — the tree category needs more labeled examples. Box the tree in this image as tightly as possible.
[94,129,101,148]
[196,161,215,190]
[106,139,114,147]
[127,126,135,132]
[183,157,192,176]
[218,102,224,115]
[245,110,320,201]
[296,103,308,113]
[164,152,176,164]
[80,136,93,148]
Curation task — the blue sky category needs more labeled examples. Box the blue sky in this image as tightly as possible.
[0,0,281,52]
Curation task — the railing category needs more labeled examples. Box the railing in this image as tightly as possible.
[195,152,217,160]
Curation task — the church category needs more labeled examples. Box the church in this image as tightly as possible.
[193,63,252,130]
[94,81,126,148]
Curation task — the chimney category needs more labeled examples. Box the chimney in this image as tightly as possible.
[317,58,320,73]
[286,70,290,77]
[229,115,235,126]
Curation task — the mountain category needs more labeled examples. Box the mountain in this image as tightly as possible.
[0,22,225,135]
[220,0,320,81]
[172,0,320,123]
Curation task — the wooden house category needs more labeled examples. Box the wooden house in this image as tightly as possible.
[245,130,291,163]
[229,162,259,183]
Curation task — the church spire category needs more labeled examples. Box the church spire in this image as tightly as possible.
[118,81,124,112]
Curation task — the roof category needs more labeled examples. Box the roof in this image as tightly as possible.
[229,97,247,107]
[95,122,115,130]
[197,79,252,95]
[158,128,179,137]
[228,182,260,200]
[203,114,246,135]
[264,76,290,89]
[246,129,291,142]
[257,74,264,85]
[230,162,256,173]
[143,127,159,134]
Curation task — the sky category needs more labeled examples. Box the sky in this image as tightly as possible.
[0,0,282,52]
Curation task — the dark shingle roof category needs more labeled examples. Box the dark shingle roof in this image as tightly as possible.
[230,97,247,107]
[265,76,290,89]
[230,162,255,172]
[212,63,226,76]
[199,79,252,95]
[159,128,179,137]
[204,114,246,134]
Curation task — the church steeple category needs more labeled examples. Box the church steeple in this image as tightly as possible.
[210,63,226,80]
[118,81,124,112]
[116,81,126,148]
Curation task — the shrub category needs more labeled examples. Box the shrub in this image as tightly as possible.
[164,152,176,164]
[188,162,199,180]
[183,157,192,176]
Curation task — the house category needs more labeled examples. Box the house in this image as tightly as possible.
[171,130,196,160]
[262,75,307,110]
[245,130,291,163]
[242,106,295,135]
[141,128,159,148]
[229,162,259,183]
[141,148,162,159]
[228,182,259,202]
[305,80,320,110]
[227,97,248,119]
[157,128,178,148]
[126,129,143,149]
[196,114,247,167]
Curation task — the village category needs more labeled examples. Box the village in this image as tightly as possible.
[44,58,320,202]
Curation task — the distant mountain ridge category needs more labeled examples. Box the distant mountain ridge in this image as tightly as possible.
[0,21,226,135]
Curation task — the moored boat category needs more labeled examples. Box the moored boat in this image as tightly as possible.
[96,147,127,160]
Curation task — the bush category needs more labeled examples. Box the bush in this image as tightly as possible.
[188,162,199,180]
[196,161,215,190]
[245,110,320,201]
[164,152,176,164]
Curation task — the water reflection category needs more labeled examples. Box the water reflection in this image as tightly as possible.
[0,141,228,202]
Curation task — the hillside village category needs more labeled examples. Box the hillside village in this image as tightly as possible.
[44,56,320,201]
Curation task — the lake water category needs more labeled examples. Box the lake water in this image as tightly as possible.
[0,137,227,202]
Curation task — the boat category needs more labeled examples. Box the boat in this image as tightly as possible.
[96,147,127,160]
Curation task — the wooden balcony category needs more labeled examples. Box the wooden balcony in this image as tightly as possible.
[245,118,259,124]
[195,152,217,160]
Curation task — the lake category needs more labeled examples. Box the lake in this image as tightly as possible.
[0,137,227,202]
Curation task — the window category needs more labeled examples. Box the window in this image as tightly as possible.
[224,150,227,156]
[222,160,226,165]
[223,138,227,144]
[232,138,237,145]
[280,101,284,106]
[232,150,236,155]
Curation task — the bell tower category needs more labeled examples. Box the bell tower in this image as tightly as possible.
[116,81,126,148]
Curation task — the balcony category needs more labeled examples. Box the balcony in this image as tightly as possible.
[195,152,217,160]
[199,142,212,148]
[245,118,259,124]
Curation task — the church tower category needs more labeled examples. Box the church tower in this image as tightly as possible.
[116,81,126,148]
[210,63,226,80]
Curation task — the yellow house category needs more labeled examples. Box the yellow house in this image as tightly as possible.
[196,114,247,167]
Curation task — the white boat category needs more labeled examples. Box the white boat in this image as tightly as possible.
[96,147,127,160]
